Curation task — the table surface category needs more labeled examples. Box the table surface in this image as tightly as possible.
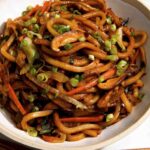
[0,0,150,149]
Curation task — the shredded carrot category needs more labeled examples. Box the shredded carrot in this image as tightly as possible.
[60,115,104,123]
[41,1,51,14]
[6,83,26,115]
[100,68,116,81]
[66,79,98,96]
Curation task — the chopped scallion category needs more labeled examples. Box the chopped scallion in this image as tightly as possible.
[27,127,38,137]
[110,45,118,55]
[106,55,119,61]
[51,66,58,73]
[79,36,86,42]
[98,76,105,83]
[28,95,35,103]
[104,40,112,51]
[26,5,33,11]
[30,67,37,75]
[37,73,49,82]
[22,28,28,34]
[70,78,79,87]
[106,16,112,25]
[53,25,70,34]
[110,24,117,32]
[106,113,114,122]
[32,106,39,112]
[88,54,95,61]
[60,5,67,11]
[54,14,60,18]
[33,24,40,33]
[64,43,72,50]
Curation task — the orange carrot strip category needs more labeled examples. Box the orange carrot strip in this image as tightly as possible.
[41,1,51,14]
[61,115,104,123]
[27,5,41,17]
[100,68,116,81]
[66,79,98,96]
[6,83,26,115]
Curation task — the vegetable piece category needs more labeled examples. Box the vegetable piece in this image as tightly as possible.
[32,106,39,112]
[60,5,68,11]
[26,73,87,109]
[28,94,35,102]
[30,67,37,75]
[104,40,111,51]
[20,37,39,64]
[37,73,49,82]
[64,43,72,50]
[33,24,40,33]
[110,45,118,55]
[27,127,38,137]
[98,74,126,90]
[92,32,103,43]
[24,17,37,27]
[54,112,100,134]
[88,54,95,61]
[27,31,42,39]
[70,78,79,87]
[60,115,104,123]
[53,24,70,34]
[26,5,33,11]
[22,28,28,34]
[106,114,114,122]
[116,60,128,76]
[116,27,126,51]
[67,79,98,95]
[51,67,58,73]
[110,24,116,32]
[106,16,112,24]
[54,14,60,19]
[98,68,116,83]
[98,76,104,83]
[106,55,118,61]
[6,83,26,115]
[79,36,86,42]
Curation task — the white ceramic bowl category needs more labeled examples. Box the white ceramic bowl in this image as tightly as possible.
[0,0,150,150]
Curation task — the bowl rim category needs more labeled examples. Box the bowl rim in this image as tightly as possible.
[0,0,150,150]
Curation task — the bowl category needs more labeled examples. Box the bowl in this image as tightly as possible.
[0,0,150,150]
